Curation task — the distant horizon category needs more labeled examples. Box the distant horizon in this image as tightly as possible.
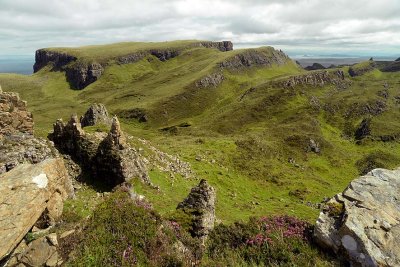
[1,0,399,57]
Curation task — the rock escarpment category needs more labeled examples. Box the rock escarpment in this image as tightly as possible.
[314,168,400,267]
[177,180,216,240]
[0,88,34,136]
[50,106,149,187]
[0,158,74,262]
[278,70,346,88]
[34,41,233,90]
[219,48,289,70]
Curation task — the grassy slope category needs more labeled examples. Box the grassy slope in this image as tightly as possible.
[1,44,400,226]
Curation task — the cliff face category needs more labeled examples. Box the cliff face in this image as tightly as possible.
[65,62,104,89]
[33,49,76,72]
[33,41,233,90]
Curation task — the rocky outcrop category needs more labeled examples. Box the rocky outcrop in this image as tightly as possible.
[80,103,112,127]
[94,117,150,186]
[355,118,371,140]
[50,108,149,187]
[65,62,104,89]
[380,61,400,73]
[305,63,326,71]
[278,70,346,88]
[349,61,376,77]
[195,73,224,88]
[0,159,74,261]
[117,108,148,123]
[219,48,289,70]
[0,133,58,174]
[0,89,34,136]
[150,49,180,61]
[177,180,216,239]
[314,168,400,267]
[33,49,76,72]
[0,87,58,174]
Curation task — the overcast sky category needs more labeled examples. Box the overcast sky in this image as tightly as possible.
[0,0,399,57]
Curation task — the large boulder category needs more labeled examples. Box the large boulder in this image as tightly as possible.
[0,88,34,136]
[80,103,112,127]
[0,158,74,261]
[177,179,216,239]
[314,168,400,267]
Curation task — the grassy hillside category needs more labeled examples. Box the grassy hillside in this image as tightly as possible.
[1,42,400,227]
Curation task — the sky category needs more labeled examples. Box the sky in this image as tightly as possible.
[0,0,399,57]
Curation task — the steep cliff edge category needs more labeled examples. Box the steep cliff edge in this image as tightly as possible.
[33,41,233,90]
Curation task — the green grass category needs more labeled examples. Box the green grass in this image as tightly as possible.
[2,41,400,227]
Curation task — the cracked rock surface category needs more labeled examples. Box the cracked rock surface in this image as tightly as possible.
[314,168,400,267]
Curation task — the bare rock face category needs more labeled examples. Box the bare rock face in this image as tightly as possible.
[0,158,74,261]
[66,62,104,90]
[80,103,112,127]
[0,90,34,136]
[177,179,216,239]
[314,168,400,267]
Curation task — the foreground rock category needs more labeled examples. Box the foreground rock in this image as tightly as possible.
[177,180,216,240]
[0,159,74,261]
[0,87,58,174]
[314,168,400,267]
[0,89,34,136]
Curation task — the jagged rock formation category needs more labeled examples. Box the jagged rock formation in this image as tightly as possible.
[80,103,112,127]
[314,168,400,267]
[0,159,74,262]
[219,48,289,70]
[195,73,225,88]
[305,63,326,71]
[278,70,346,88]
[50,109,149,187]
[0,89,34,136]
[177,180,216,239]
[33,41,233,89]
[94,117,150,186]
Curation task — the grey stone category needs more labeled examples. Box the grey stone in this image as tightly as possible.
[314,168,400,267]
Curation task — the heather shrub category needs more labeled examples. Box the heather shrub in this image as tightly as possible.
[204,215,337,266]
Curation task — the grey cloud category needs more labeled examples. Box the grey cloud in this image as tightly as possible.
[0,0,399,56]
